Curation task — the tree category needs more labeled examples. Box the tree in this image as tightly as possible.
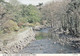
[8,0,20,6]
[41,0,71,36]
[64,0,80,36]
[0,0,42,34]
[41,1,69,28]
[0,0,4,2]
[26,4,42,23]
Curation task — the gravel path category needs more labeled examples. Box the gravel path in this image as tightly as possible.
[19,38,78,54]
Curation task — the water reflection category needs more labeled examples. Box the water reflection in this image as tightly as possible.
[35,28,52,40]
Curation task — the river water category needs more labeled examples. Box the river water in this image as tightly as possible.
[19,28,79,54]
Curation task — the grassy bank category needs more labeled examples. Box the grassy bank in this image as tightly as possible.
[0,27,29,41]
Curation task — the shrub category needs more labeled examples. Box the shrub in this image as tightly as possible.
[0,30,3,34]
[3,20,19,33]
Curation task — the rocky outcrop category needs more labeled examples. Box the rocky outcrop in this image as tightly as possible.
[53,32,80,49]
[33,25,45,31]
[33,25,50,31]
[0,28,35,54]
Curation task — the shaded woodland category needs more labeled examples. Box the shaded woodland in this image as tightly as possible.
[41,0,80,37]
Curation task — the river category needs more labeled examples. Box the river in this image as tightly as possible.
[19,28,79,54]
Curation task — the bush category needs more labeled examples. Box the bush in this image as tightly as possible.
[0,30,3,34]
[26,4,42,23]
[3,20,19,33]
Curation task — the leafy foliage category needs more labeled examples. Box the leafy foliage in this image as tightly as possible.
[0,0,42,34]
[0,0,4,2]
[26,5,41,23]
[3,20,19,33]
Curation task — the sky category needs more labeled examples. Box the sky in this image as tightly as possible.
[5,0,63,5]
[18,0,53,5]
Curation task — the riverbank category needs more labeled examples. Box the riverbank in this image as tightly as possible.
[19,28,78,53]
[0,27,35,54]
[0,25,49,54]
[51,28,80,51]
[0,26,79,54]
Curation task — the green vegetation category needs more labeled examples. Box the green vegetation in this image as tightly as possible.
[35,36,44,40]
[0,0,42,34]
[3,20,19,33]
[0,0,4,2]
[27,5,41,23]
[35,32,48,40]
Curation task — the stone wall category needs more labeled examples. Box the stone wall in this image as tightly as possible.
[0,28,35,54]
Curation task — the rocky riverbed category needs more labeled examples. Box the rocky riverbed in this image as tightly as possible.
[19,28,79,54]
[0,27,35,54]
[0,27,79,54]
[19,38,78,54]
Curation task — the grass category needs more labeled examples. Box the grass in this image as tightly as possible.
[17,27,28,32]
[35,35,46,40]
[0,27,29,46]
[0,27,29,41]
[35,32,49,40]
[35,36,43,40]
